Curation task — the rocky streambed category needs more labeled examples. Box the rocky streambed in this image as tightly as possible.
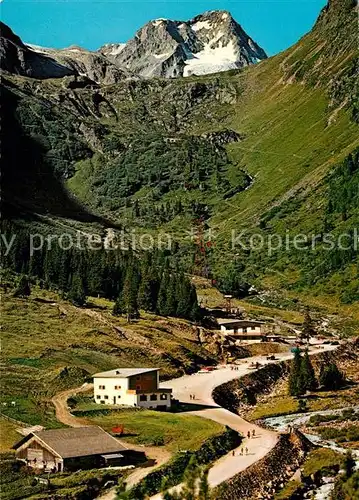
[262,408,359,499]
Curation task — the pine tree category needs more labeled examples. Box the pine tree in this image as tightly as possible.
[319,362,345,390]
[113,293,124,316]
[13,275,31,298]
[138,262,158,313]
[198,468,210,500]
[342,451,355,480]
[288,348,305,397]
[176,279,192,319]
[164,274,178,317]
[122,267,139,322]
[157,270,169,315]
[189,285,201,322]
[68,274,86,307]
[301,309,315,342]
[300,349,318,391]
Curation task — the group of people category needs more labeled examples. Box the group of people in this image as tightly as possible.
[230,365,240,371]
[189,394,196,400]
[231,429,257,457]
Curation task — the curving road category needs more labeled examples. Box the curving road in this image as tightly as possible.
[52,345,336,500]
[150,346,336,499]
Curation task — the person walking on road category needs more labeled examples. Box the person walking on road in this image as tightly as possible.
[247,431,251,439]
[245,447,248,455]
[252,429,256,438]
[240,448,244,456]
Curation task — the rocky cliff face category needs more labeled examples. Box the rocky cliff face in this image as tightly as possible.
[0,22,74,79]
[0,22,130,84]
[99,10,267,78]
[26,44,131,85]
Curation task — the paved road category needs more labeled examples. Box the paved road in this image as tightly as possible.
[150,346,336,499]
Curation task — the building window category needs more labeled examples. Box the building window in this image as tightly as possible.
[114,386,122,390]
[96,395,101,399]
[150,394,157,401]
[136,385,141,391]
[140,395,147,402]
[136,376,141,381]
[243,327,247,333]
[100,401,105,404]
[160,394,167,400]
[104,395,109,400]
[99,385,106,390]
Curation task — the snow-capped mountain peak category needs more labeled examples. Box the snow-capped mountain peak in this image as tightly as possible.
[100,10,267,78]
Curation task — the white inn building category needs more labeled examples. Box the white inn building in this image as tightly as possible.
[93,368,172,409]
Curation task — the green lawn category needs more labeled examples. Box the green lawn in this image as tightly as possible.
[76,406,224,453]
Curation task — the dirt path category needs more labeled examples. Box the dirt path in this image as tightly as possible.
[51,384,171,499]
[51,383,93,428]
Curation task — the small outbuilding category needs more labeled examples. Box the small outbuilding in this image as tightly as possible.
[13,426,145,472]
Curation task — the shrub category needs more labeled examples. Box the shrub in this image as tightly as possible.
[126,427,241,499]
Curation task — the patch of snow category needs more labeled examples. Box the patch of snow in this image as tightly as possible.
[222,13,229,20]
[248,38,257,52]
[153,52,171,59]
[110,44,126,56]
[26,43,52,53]
[153,18,167,26]
[192,20,212,32]
[184,39,239,77]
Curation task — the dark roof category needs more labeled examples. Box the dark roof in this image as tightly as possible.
[217,319,263,327]
[14,426,128,459]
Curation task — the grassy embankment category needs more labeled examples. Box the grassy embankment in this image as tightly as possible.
[70,395,224,453]
[0,288,221,449]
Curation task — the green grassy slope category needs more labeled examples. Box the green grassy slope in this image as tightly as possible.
[211,0,358,230]
[1,0,357,303]
[0,289,217,427]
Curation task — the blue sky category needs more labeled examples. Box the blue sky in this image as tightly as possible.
[1,0,326,56]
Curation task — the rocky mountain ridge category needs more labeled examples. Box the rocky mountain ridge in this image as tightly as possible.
[100,10,267,78]
[0,22,74,79]
[0,10,266,83]
[25,44,131,85]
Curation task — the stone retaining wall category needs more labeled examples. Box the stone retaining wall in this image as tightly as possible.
[212,361,290,414]
[212,431,314,500]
